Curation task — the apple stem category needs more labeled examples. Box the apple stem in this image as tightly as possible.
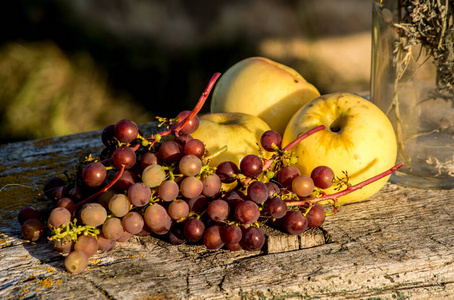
[74,164,126,211]
[147,72,221,141]
[284,162,404,207]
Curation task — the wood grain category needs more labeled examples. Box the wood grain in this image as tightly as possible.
[1,126,453,299]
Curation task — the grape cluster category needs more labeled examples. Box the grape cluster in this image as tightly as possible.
[17,74,401,274]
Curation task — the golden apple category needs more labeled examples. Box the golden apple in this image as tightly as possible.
[282,93,397,203]
[211,57,320,135]
[191,112,272,167]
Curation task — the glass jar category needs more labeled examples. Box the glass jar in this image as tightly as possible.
[371,0,454,189]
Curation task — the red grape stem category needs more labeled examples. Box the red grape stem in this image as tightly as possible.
[285,162,404,211]
[147,72,221,141]
[74,165,126,210]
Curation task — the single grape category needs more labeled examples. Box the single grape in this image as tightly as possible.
[311,166,335,189]
[65,250,89,274]
[184,218,205,242]
[113,169,137,192]
[175,133,194,145]
[48,207,71,228]
[17,206,39,225]
[57,197,75,213]
[265,181,280,198]
[116,230,133,243]
[203,225,225,250]
[283,211,308,235]
[266,197,288,219]
[158,140,184,164]
[144,203,172,235]
[21,219,44,242]
[43,177,66,199]
[216,161,239,183]
[240,155,263,178]
[68,187,84,203]
[306,204,326,228]
[109,194,131,218]
[292,175,315,197]
[158,180,179,202]
[52,236,73,254]
[101,124,116,147]
[114,119,139,143]
[122,211,145,234]
[179,154,202,176]
[50,185,68,202]
[180,176,203,199]
[207,199,230,222]
[128,182,151,207]
[112,146,137,169]
[168,223,187,245]
[142,164,166,188]
[80,203,107,227]
[241,226,265,251]
[97,232,116,252]
[235,200,260,225]
[222,224,242,244]
[74,235,98,258]
[225,242,243,251]
[260,130,282,151]
[168,199,190,220]
[102,217,124,240]
[37,208,52,224]
[202,173,221,197]
[175,110,199,134]
[224,189,246,210]
[247,181,268,204]
[184,139,205,158]
[97,189,115,209]
[186,195,208,213]
[278,166,301,188]
[140,152,161,169]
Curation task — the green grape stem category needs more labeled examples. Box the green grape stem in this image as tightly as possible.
[285,162,404,212]
[74,164,126,210]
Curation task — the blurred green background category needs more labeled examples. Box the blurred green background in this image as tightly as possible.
[0,0,372,144]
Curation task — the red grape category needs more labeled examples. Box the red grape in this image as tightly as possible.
[80,203,107,227]
[102,217,124,240]
[247,181,268,204]
[278,166,301,188]
[21,219,44,242]
[101,124,116,147]
[17,206,39,225]
[140,152,161,169]
[158,140,184,164]
[112,146,136,169]
[184,139,205,157]
[114,119,139,143]
[48,207,71,228]
[128,182,151,207]
[179,154,202,177]
[241,226,265,251]
[180,176,203,199]
[168,199,190,220]
[184,218,205,242]
[175,110,199,134]
[122,211,145,234]
[240,155,263,178]
[222,224,242,244]
[57,197,75,213]
[292,175,315,197]
[216,161,240,183]
[158,180,180,202]
[74,235,98,258]
[306,204,326,228]
[266,197,288,219]
[207,199,230,222]
[202,173,221,197]
[283,211,308,235]
[235,200,260,224]
[311,166,335,189]
[144,204,172,235]
[260,130,282,151]
[203,225,224,250]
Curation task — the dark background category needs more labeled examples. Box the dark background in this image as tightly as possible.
[0,0,372,143]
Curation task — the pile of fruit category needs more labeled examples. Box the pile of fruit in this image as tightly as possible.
[17,59,402,275]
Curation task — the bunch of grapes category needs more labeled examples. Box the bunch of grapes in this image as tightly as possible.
[17,73,402,274]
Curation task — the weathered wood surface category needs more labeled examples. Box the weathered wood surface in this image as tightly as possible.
[1,126,454,299]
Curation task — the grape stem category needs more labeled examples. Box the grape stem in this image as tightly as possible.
[147,72,221,141]
[74,165,126,210]
[284,162,404,211]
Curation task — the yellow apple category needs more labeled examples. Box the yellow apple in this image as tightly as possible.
[210,57,320,135]
[191,112,272,167]
[282,93,397,203]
